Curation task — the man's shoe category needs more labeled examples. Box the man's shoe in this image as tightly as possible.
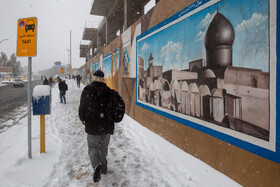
[101,168,107,175]
[101,165,107,174]
[93,165,101,182]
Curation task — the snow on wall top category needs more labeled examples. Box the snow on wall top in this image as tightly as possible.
[33,85,50,97]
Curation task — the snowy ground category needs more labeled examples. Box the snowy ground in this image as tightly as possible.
[0,80,241,187]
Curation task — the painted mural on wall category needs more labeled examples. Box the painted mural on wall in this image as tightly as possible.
[112,49,120,92]
[122,44,131,76]
[81,67,87,84]
[77,69,83,77]
[136,0,275,152]
[103,54,111,85]
[91,60,99,74]
[84,67,91,85]
[112,49,120,73]
[102,49,120,90]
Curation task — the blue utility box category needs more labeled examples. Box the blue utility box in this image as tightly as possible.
[32,85,51,115]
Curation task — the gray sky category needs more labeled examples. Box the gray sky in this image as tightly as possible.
[0,0,154,72]
[0,0,102,72]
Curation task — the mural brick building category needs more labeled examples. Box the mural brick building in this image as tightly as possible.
[138,12,269,140]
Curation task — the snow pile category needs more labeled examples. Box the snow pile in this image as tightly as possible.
[32,85,51,102]
[0,82,6,87]
[33,85,51,96]
[33,85,50,96]
[0,80,241,186]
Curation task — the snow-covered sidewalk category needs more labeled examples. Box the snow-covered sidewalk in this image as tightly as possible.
[0,80,241,187]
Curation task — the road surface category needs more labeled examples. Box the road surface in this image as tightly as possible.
[0,80,43,126]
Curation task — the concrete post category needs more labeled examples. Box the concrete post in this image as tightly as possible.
[123,0,132,30]
[105,17,108,45]
[97,33,101,53]
[92,46,94,57]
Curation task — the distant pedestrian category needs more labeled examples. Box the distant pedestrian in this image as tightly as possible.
[79,70,115,183]
[58,79,68,104]
[43,78,49,85]
[76,74,81,88]
[49,76,53,83]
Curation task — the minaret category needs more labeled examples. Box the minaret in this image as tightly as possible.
[148,53,154,67]
[147,53,154,77]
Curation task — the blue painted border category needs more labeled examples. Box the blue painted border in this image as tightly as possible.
[103,52,112,60]
[136,0,280,163]
[276,0,280,161]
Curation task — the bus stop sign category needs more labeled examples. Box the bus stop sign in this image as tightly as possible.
[16,17,37,57]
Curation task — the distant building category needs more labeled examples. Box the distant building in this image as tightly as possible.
[54,61,61,66]
[38,62,66,77]
[0,67,13,78]
[21,66,28,79]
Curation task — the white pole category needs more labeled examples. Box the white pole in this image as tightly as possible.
[28,57,32,159]
[70,30,72,67]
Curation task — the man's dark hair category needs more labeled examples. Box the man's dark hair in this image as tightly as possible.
[94,70,104,78]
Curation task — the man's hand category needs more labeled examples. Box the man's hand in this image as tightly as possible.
[82,121,86,125]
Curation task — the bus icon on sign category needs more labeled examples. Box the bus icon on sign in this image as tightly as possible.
[25,19,35,33]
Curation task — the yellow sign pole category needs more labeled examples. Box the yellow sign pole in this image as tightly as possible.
[40,115,45,153]
[17,17,38,159]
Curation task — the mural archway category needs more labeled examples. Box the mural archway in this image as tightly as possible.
[180,81,190,115]
[170,80,181,112]
[149,82,156,104]
[161,79,171,109]
[189,83,200,117]
[211,88,224,122]
[199,85,211,120]
[154,80,162,107]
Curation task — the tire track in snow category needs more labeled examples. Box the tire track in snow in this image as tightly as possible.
[43,81,91,187]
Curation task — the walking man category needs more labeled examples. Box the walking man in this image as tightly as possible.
[43,77,49,85]
[79,70,114,183]
[76,74,81,88]
[58,79,68,104]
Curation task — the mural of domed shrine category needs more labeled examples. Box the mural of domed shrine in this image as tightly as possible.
[137,0,271,141]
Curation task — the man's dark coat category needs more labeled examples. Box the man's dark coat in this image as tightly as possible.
[79,81,114,135]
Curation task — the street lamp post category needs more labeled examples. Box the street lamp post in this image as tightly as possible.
[70,30,72,68]
[66,49,70,65]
